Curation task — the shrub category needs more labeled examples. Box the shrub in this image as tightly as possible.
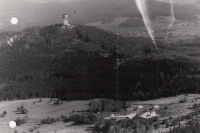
[124,101,131,108]
[55,117,59,122]
[17,106,28,114]
[60,115,67,121]
[171,120,179,126]
[186,114,193,119]
[41,117,58,124]
[66,114,98,124]
[181,116,186,121]
[23,116,29,122]
[153,117,159,123]
[0,114,6,118]
[46,117,51,124]
[105,119,117,130]
[164,106,168,110]
[15,117,27,126]
[41,119,47,124]
[21,108,28,114]
[50,118,55,123]
[180,99,187,103]
[3,111,7,115]
[87,114,98,124]
[166,123,169,128]
[154,123,160,129]
[162,119,168,124]
[193,104,199,109]
[17,107,21,112]
[146,124,154,132]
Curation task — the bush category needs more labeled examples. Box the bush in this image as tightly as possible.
[87,114,98,124]
[23,116,29,122]
[166,123,169,128]
[124,101,131,108]
[0,114,6,118]
[164,106,168,110]
[41,119,47,124]
[21,108,28,114]
[41,117,59,124]
[46,117,51,124]
[193,104,199,109]
[153,117,159,122]
[181,116,186,121]
[17,107,21,112]
[17,106,28,114]
[180,99,187,103]
[66,114,98,124]
[15,117,27,126]
[3,111,7,115]
[60,115,67,121]
[162,119,168,124]
[171,120,179,126]
[50,118,55,123]
[154,123,160,129]
[186,114,193,119]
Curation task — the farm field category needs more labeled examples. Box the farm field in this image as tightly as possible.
[0,94,200,133]
[0,98,91,133]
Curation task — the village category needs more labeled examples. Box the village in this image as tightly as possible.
[104,104,160,120]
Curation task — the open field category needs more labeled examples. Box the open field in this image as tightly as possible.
[1,94,199,132]
[0,98,91,133]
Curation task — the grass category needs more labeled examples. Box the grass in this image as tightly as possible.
[0,98,90,133]
[0,94,199,132]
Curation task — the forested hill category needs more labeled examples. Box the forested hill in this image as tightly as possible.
[0,24,199,101]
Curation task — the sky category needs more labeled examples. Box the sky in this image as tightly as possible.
[0,0,86,31]
[0,0,197,32]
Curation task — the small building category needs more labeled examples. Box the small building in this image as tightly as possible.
[105,114,115,120]
[152,105,159,110]
[63,14,70,27]
[140,112,151,118]
[137,105,143,110]
[140,111,156,118]
[150,111,156,116]
[126,107,132,111]
[116,113,136,119]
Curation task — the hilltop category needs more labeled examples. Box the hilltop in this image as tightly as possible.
[0,24,199,102]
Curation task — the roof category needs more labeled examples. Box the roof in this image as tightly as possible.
[137,105,143,108]
[153,105,159,108]
[116,113,136,119]
[140,112,151,118]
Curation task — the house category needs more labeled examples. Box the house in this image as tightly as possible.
[105,114,115,120]
[150,111,156,116]
[116,113,136,119]
[126,107,134,111]
[137,105,143,110]
[140,112,151,118]
[152,105,159,110]
[140,111,156,118]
